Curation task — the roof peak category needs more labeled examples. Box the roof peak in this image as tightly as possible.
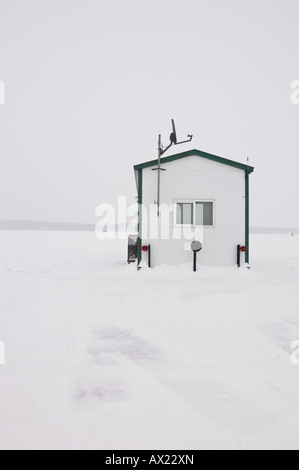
[134,148,254,174]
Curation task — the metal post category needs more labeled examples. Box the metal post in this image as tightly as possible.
[193,251,197,272]
[148,244,151,268]
[153,121,193,219]
[237,245,241,268]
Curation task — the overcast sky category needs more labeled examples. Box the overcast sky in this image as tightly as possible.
[0,0,298,227]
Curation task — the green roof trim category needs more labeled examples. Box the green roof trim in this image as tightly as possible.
[245,171,250,263]
[134,149,255,174]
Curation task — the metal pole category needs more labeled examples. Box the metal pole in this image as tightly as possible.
[237,245,241,268]
[193,251,197,272]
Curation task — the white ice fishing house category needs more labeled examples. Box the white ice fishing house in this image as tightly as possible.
[134,149,254,268]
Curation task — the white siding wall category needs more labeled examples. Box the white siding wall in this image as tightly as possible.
[141,155,246,267]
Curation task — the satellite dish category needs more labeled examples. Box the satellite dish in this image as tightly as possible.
[170,119,177,144]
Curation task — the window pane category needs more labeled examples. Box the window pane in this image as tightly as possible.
[176,203,193,225]
[196,202,213,226]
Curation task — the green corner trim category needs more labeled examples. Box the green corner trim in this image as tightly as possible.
[245,171,250,263]
[134,149,255,174]
[137,169,143,265]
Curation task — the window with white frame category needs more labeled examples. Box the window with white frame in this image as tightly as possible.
[175,200,214,227]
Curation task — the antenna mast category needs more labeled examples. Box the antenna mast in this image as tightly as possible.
[152,120,193,216]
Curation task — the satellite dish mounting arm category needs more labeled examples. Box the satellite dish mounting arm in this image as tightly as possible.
[160,120,193,155]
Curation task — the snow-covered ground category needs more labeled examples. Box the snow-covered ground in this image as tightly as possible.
[0,230,299,450]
